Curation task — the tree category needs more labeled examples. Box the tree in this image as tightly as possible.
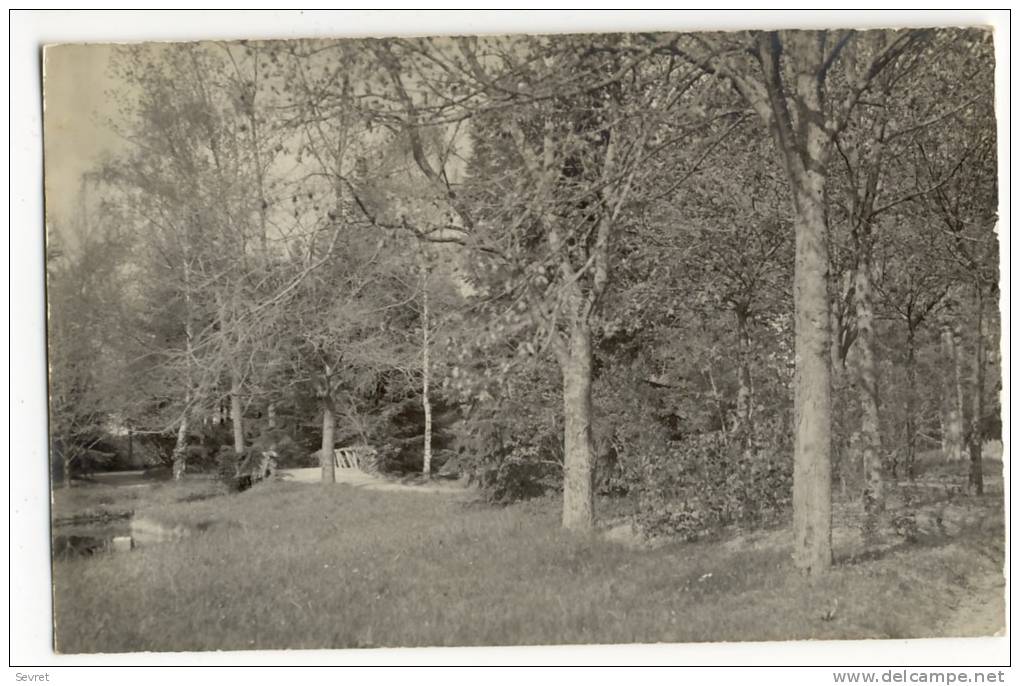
[367,35,723,530]
[675,28,930,573]
[419,250,434,478]
[106,43,234,477]
[915,110,998,493]
[874,221,949,479]
[46,194,133,485]
[652,122,793,439]
[108,40,376,480]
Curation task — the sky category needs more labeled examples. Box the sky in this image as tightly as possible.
[43,43,125,233]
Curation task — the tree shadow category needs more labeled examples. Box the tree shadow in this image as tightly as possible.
[834,533,952,567]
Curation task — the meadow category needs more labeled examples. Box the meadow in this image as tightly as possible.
[52,458,1004,654]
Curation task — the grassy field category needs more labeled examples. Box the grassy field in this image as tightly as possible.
[51,460,1005,654]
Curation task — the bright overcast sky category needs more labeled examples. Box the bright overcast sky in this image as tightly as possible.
[43,43,125,232]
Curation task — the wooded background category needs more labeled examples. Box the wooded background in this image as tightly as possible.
[45,28,1000,575]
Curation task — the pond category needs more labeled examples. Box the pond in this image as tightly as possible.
[52,517,134,559]
[51,471,208,559]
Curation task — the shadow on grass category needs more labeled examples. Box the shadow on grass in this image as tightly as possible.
[835,533,950,567]
[176,491,222,504]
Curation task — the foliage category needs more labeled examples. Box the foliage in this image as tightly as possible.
[46,30,1001,548]
[443,347,564,502]
[449,401,563,503]
[217,445,278,492]
[635,418,794,541]
[250,427,305,469]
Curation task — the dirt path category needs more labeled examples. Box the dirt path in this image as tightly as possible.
[278,467,471,495]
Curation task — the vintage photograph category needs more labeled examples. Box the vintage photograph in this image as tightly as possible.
[43,23,1003,654]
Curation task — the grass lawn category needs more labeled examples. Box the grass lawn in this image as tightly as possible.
[51,462,1005,654]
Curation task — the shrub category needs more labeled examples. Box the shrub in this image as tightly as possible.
[634,418,793,540]
[592,407,669,497]
[236,449,277,491]
[476,443,562,503]
[450,413,562,504]
[217,446,278,492]
[251,429,304,469]
[592,361,683,497]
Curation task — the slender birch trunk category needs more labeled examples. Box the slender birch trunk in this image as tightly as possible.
[321,395,336,485]
[421,262,433,478]
[267,402,277,429]
[173,253,194,482]
[231,369,245,456]
[172,406,189,481]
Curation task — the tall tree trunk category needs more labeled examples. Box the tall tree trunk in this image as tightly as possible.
[904,326,918,480]
[267,402,277,429]
[830,292,849,498]
[706,366,728,437]
[968,289,986,494]
[941,323,965,461]
[940,413,947,455]
[172,408,189,481]
[789,169,834,575]
[743,32,834,575]
[728,28,925,575]
[953,325,967,460]
[852,254,884,526]
[176,242,194,482]
[320,397,336,484]
[561,320,595,532]
[127,426,134,467]
[231,370,245,456]
[732,306,753,436]
[62,448,73,489]
[421,264,433,478]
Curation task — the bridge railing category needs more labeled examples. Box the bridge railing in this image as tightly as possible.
[331,446,378,472]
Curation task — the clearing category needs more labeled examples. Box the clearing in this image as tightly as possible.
[51,464,1004,653]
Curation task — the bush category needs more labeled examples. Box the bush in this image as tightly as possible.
[476,444,561,503]
[592,407,669,497]
[592,361,683,497]
[450,413,562,504]
[217,446,278,492]
[251,428,304,469]
[634,419,793,540]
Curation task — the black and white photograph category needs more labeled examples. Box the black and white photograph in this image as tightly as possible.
[17,10,1008,666]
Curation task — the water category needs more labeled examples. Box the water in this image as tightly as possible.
[53,471,163,558]
[52,519,134,559]
[53,471,224,559]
